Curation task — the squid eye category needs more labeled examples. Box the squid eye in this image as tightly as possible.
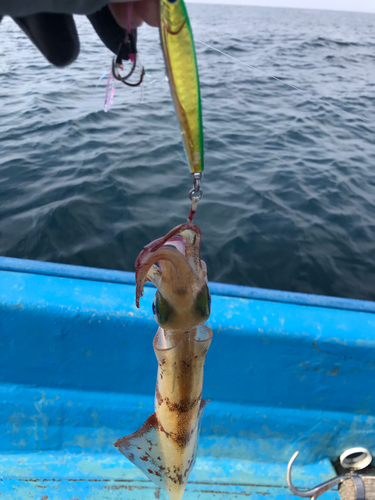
[195,285,211,321]
[167,0,177,3]
[153,291,173,326]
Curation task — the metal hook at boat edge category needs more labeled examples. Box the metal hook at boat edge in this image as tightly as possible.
[287,451,354,500]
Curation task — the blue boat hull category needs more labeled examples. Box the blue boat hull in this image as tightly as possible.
[1,257,374,499]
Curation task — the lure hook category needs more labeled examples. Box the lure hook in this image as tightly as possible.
[287,451,347,499]
[112,32,145,87]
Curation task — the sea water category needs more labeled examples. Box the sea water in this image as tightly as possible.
[0,4,375,300]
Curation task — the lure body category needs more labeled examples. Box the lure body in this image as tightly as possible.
[160,0,204,174]
[115,224,212,500]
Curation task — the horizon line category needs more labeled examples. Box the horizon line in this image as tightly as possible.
[185,0,375,15]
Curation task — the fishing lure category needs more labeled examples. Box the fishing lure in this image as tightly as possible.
[99,62,150,112]
[115,223,212,500]
[111,29,145,88]
[98,2,145,110]
[112,2,145,87]
[104,70,117,112]
[160,0,204,221]
[98,66,122,112]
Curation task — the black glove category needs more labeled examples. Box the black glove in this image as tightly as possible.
[0,1,132,67]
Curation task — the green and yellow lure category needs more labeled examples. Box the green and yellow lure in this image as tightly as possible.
[160,0,204,178]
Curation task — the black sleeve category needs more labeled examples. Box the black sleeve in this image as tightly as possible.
[13,13,80,67]
[87,5,127,57]
[0,0,108,16]
[0,2,131,67]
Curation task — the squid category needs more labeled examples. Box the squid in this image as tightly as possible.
[114,223,212,500]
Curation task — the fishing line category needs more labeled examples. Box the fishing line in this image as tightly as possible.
[196,40,372,126]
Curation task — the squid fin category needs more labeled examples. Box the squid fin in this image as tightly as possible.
[114,413,164,487]
[114,400,208,495]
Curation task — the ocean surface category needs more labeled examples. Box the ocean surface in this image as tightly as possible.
[1,4,375,300]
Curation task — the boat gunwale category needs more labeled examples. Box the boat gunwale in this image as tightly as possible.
[0,255,374,314]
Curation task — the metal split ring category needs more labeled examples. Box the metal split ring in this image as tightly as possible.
[189,172,203,202]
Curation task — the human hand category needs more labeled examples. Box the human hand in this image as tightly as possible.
[0,0,160,66]
[109,0,159,28]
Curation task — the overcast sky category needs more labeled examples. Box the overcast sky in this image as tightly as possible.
[187,0,375,14]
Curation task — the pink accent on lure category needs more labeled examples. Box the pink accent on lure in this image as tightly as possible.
[108,86,116,109]
[104,73,112,104]
[104,72,116,112]
[188,209,196,222]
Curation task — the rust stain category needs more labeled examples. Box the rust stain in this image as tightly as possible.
[313,340,328,355]
[106,485,134,491]
[13,477,281,489]
[193,490,253,496]
[154,490,161,499]
[191,482,283,488]
[68,479,104,482]
[105,485,157,491]
[315,365,340,377]
[140,456,149,461]
[41,496,49,500]
[19,478,110,483]
[113,479,149,483]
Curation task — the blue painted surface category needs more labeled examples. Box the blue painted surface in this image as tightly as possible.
[1,269,375,414]
[0,452,339,499]
[0,258,374,498]
[1,255,375,312]
[1,383,374,463]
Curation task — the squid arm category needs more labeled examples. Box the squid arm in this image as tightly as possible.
[114,224,212,500]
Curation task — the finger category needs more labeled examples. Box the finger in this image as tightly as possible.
[134,0,159,27]
[109,2,143,29]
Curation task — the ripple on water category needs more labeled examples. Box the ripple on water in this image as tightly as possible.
[1,6,375,300]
